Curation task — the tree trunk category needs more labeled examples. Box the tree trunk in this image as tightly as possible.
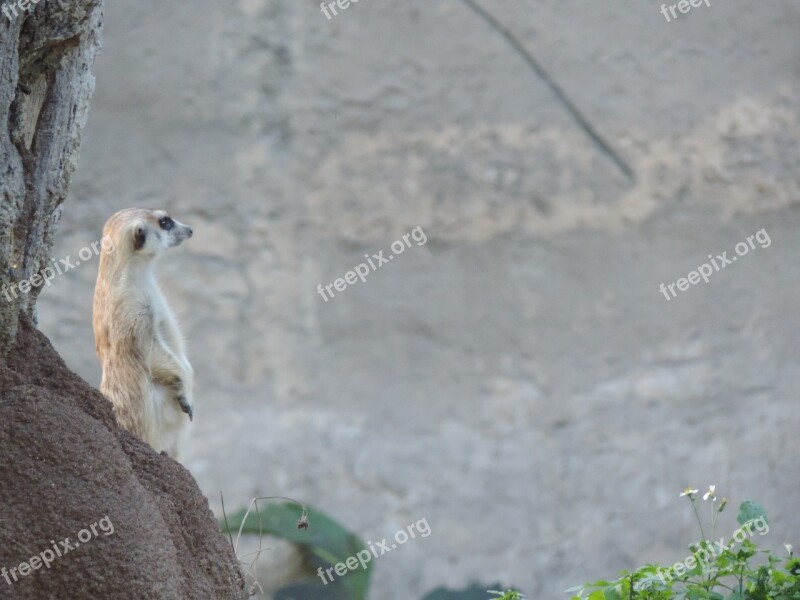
[0,0,103,354]
[0,5,246,598]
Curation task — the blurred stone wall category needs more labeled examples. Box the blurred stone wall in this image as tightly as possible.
[37,0,800,597]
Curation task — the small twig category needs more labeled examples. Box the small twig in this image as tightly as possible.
[220,492,235,552]
[234,547,276,561]
[233,496,308,555]
[222,494,309,598]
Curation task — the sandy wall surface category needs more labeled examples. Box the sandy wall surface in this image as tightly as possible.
[37,1,800,597]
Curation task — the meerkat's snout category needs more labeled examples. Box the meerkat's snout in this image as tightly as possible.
[163,218,193,248]
[129,210,193,255]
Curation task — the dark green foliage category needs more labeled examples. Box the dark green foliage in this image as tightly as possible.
[220,502,371,600]
[421,583,508,599]
[568,494,797,600]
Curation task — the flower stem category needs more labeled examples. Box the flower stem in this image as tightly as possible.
[690,497,708,542]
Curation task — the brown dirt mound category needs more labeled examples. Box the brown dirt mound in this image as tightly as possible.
[0,318,245,599]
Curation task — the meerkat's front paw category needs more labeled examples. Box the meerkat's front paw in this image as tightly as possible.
[178,395,194,421]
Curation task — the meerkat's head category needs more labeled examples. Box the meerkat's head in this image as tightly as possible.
[102,208,193,263]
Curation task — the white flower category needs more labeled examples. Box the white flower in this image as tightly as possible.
[785,543,793,556]
[680,487,699,498]
[702,485,716,501]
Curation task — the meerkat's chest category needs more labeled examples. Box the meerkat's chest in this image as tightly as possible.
[138,286,181,347]
[149,296,176,328]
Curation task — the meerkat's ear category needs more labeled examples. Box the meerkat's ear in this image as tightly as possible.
[133,225,147,251]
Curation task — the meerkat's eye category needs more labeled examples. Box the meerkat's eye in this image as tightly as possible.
[159,216,174,231]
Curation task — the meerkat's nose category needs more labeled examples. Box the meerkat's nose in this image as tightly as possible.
[186,227,193,238]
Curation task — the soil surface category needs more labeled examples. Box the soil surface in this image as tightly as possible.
[0,318,245,599]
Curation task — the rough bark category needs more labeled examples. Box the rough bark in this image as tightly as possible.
[0,5,246,599]
[0,0,103,353]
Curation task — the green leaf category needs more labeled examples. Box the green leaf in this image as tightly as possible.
[220,502,371,600]
[421,583,506,599]
[274,582,350,600]
[737,500,768,526]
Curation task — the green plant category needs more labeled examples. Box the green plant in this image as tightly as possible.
[420,583,523,599]
[219,496,371,599]
[488,590,525,600]
[567,487,798,599]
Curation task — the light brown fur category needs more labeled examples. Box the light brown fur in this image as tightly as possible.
[93,208,194,458]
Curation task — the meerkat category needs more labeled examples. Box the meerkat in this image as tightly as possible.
[93,208,194,459]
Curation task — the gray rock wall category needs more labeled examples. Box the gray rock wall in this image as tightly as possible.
[37,0,800,597]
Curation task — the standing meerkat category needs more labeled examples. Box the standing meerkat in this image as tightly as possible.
[93,208,194,459]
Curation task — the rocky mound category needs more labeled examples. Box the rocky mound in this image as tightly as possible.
[0,318,245,599]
